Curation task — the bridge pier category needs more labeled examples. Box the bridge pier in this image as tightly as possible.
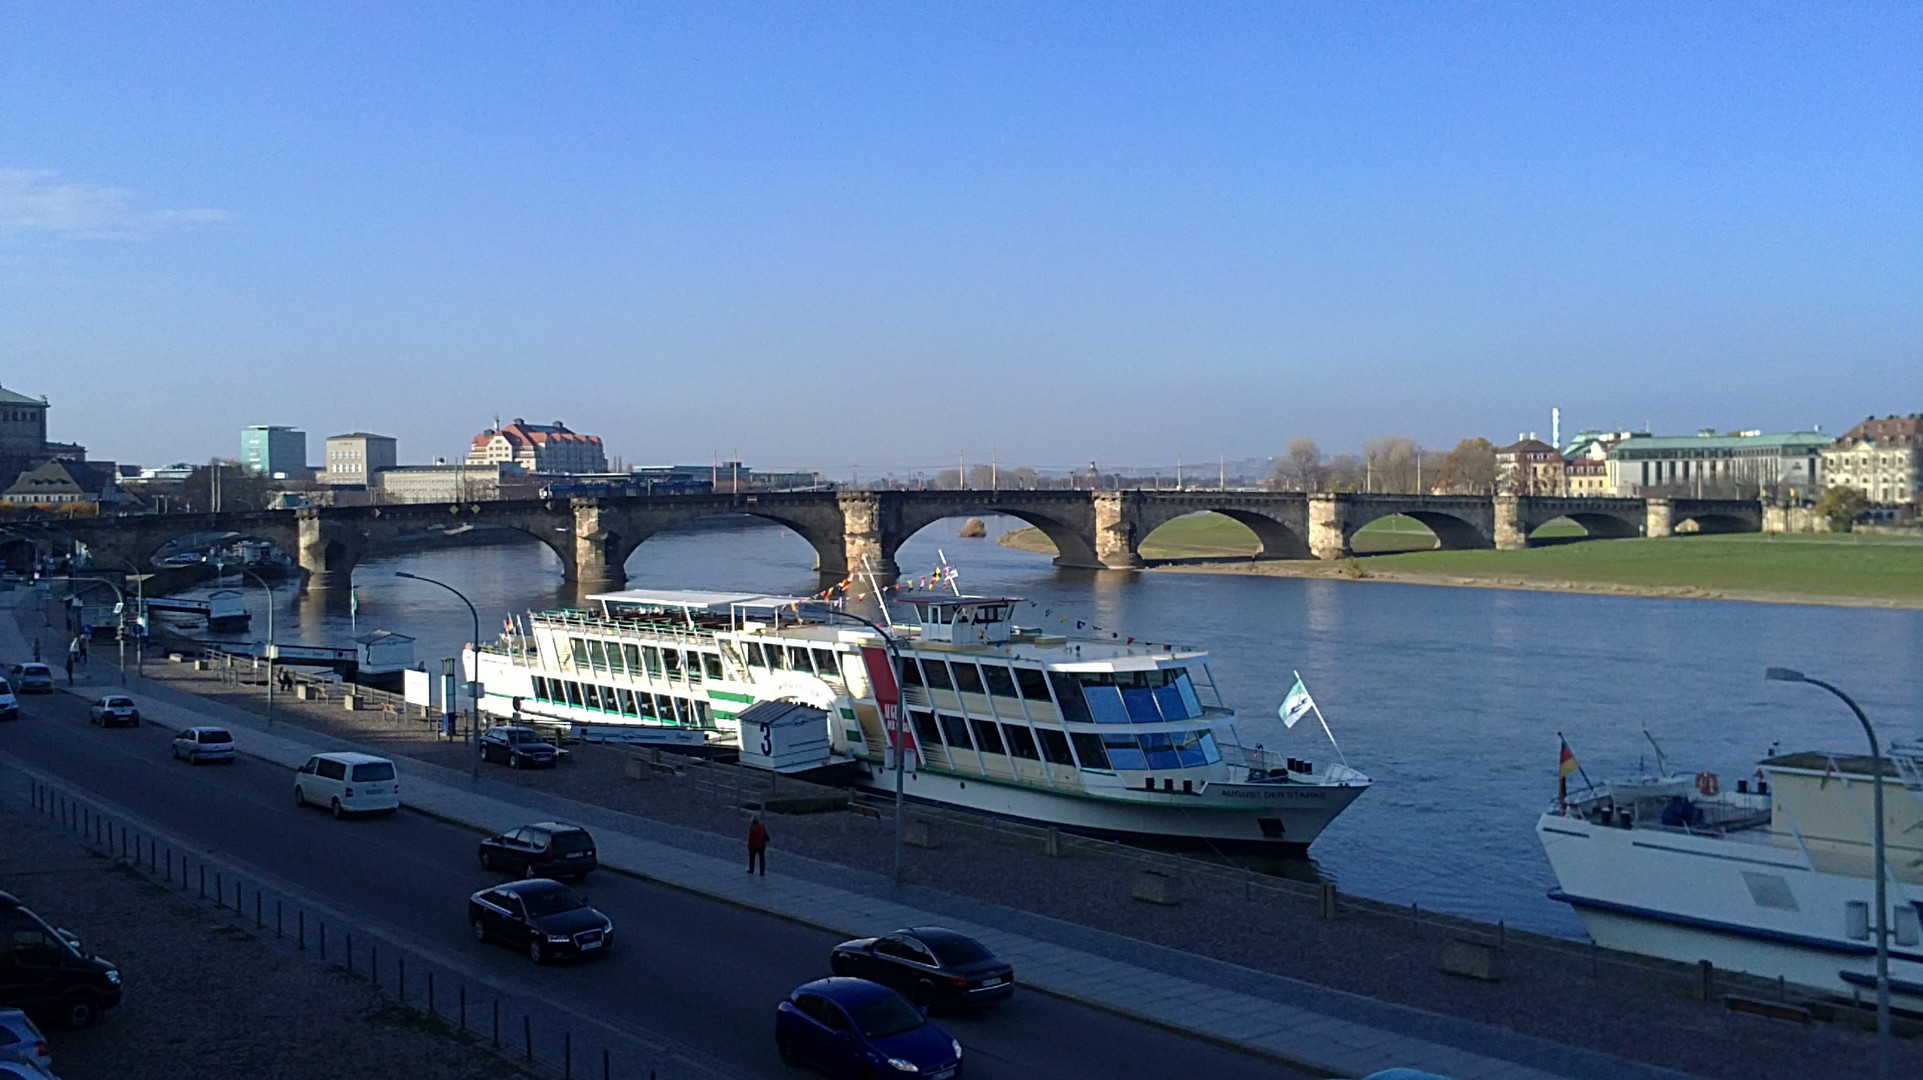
[1092,493,1144,569]
[838,492,899,583]
[1493,496,1527,551]
[1645,499,1674,539]
[569,500,628,593]
[1308,494,1349,560]
[296,511,360,595]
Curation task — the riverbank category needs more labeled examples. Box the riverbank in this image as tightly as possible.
[998,520,1923,610]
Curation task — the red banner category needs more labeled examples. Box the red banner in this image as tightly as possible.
[860,645,916,762]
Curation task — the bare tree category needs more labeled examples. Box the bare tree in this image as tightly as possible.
[1362,436,1420,493]
[1322,454,1365,492]
[1434,438,1498,495]
[1270,437,1324,491]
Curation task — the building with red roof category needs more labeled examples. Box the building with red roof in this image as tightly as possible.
[466,419,607,475]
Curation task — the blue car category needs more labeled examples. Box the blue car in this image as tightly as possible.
[776,978,962,1079]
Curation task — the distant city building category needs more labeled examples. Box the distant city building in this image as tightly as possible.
[1606,430,1827,499]
[1496,437,1566,496]
[324,433,398,487]
[376,462,540,504]
[1821,414,1921,506]
[1,460,121,507]
[1564,458,1609,495]
[0,385,50,474]
[467,419,607,475]
[240,425,309,479]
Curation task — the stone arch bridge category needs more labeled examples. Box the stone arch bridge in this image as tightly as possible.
[42,491,1765,595]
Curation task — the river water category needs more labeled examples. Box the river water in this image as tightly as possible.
[176,516,1923,937]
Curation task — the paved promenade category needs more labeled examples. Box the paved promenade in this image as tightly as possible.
[6,605,1691,1080]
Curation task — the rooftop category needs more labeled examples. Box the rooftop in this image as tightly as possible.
[0,386,47,407]
[1611,431,1829,452]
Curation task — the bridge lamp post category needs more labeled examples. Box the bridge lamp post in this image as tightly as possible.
[395,572,483,781]
[806,605,910,886]
[239,569,276,724]
[1765,667,1889,1080]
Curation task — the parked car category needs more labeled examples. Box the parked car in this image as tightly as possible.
[466,879,613,964]
[0,688,17,721]
[775,978,963,1079]
[829,927,1014,1011]
[0,891,122,1029]
[479,725,559,769]
[478,822,598,880]
[171,726,235,764]
[6,665,52,695]
[0,1009,50,1074]
[0,1061,56,1080]
[85,696,139,728]
[293,752,399,818]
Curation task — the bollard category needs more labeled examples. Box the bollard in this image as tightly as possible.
[215,872,222,905]
[493,1000,500,1048]
[1316,882,1339,920]
[427,971,435,1018]
[256,892,262,930]
[1589,940,1598,978]
[120,825,126,857]
[604,1048,610,1080]
[524,1015,533,1063]
[371,944,379,987]
[235,880,241,911]
[150,840,156,873]
[346,934,353,973]
[398,956,405,1003]
[166,849,172,883]
[1498,919,1506,951]
[319,922,326,960]
[565,1031,572,1079]
[1695,959,1713,1002]
[276,900,283,939]
[199,865,206,899]
[298,911,306,951]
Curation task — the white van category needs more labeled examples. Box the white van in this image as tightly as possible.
[293,752,400,818]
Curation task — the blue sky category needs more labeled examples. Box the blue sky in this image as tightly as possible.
[1,3,1917,475]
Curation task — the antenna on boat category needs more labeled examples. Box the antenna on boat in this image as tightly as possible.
[1642,728,1671,777]
[935,549,963,596]
[862,555,894,627]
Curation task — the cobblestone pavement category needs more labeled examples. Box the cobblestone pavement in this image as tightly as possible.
[0,799,529,1080]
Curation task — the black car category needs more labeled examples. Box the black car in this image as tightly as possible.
[467,879,613,964]
[829,926,1014,1011]
[0,891,122,1028]
[479,726,559,769]
[477,822,598,880]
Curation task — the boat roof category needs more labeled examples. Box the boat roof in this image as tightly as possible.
[891,592,1023,606]
[586,588,809,612]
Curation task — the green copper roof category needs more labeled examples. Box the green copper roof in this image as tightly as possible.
[0,386,46,406]
[1612,432,1828,453]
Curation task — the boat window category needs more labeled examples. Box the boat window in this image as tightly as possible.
[564,681,584,707]
[983,665,1017,697]
[1069,732,1109,770]
[1197,730,1220,763]
[952,662,985,695]
[616,689,637,716]
[594,684,614,711]
[1015,667,1049,701]
[1001,724,1039,760]
[694,700,712,726]
[787,646,812,673]
[811,649,838,678]
[622,643,642,675]
[922,660,953,691]
[911,710,941,747]
[1175,672,1202,718]
[587,640,609,672]
[634,694,657,718]
[745,642,766,668]
[643,647,663,677]
[686,654,703,685]
[1103,734,1148,771]
[570,638,590,668]
[1038,728,1074,765]
[1049,673,1093,722]
[898,659,924,686]
[970,718,1005,755]
[532,677,549,702]
[1139,732,1180,770]
[704,653,724,680]
[939,713,973,750]
[1122,688,1161,723]
[1083,686,1129,724]
[658,695,680,724]
[662,649,683,678]
[1172,729,1208,767]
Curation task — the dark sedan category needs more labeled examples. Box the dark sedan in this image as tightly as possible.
[775,978,962,1079]
[829,927,1013,1012]
[477,822,598,880]
[479,725,559,768]
[467,880,613,964]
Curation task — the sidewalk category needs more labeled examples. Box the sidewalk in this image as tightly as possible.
[7,609,1687,1079]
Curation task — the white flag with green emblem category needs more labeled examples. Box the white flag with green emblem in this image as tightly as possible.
[1280,676,1315,729]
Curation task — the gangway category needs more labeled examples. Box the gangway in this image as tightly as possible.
[143,589,250,631]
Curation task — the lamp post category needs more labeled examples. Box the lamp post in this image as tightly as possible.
[239,569,276,723]
[807,605,910,885]
[120,560,147,676]
[395,572,483,780]
[1766,667,1888,1079]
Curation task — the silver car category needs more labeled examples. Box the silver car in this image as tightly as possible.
[171,726,235,764]
[86,696,139,728]
[0,1008,51,1076]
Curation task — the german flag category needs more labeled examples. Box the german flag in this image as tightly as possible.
[1558,737,1581,810]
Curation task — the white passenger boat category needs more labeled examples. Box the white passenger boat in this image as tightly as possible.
[1538,748,1923,1008]
[467,588,1370,852]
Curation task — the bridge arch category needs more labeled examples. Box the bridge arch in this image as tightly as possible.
[1341,506,1492,552]
[1674,512,1753,535]
[1544,513,1641,541]
[605,507,848,579]
[889,504,1100,571]
[1134,508,1311,560]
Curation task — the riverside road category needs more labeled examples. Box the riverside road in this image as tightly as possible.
[0,691,1306,1080]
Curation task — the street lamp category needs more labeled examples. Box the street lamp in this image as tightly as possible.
[1766,666,1889,1079]
[120,560,147,676]
[239,569,276,723]
[64,577,126,686]
[806,604,910,885]
[395,572,483,780]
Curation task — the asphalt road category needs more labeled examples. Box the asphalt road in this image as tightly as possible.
[0,692,1307,1080]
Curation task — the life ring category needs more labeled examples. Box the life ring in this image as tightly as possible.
[1695,771,1719,797]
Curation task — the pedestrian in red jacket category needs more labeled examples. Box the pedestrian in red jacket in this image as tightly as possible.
[747,815,769,876]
